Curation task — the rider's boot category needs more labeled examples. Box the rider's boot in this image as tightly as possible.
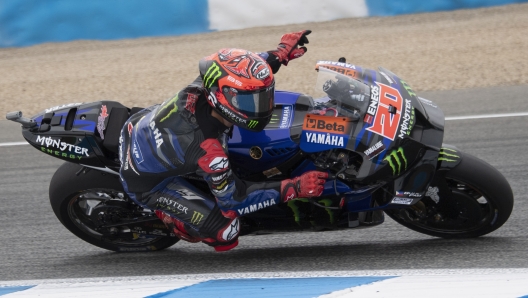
[200,210,240,252]
[155,210,239,251]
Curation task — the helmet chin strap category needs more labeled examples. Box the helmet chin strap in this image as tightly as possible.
[211,109,234,127]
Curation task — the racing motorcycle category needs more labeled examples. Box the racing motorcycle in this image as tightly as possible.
[6,58,514,252]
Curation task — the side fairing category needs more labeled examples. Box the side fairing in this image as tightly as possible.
[227,91,306,179]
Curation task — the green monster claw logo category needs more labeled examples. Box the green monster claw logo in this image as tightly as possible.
[157,95,178,122]
[190,211,204,225]
[247,120,258,129]
[438,147,460,162]
[384,147,408,175]
[287,198,336,226]
[287,199,309,225]
[400,79,417,97]
[204,62,222,88]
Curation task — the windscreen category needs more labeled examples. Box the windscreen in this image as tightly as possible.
[313,67,371,119]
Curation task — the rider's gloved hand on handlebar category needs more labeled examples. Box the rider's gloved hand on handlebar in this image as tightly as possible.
[271,30,311,66]
[280,170,328,202]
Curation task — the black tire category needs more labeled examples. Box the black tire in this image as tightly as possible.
[384,151,513,238]
[49,162,179,252]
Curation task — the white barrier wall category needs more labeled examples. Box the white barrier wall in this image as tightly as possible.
[208,0,368,31]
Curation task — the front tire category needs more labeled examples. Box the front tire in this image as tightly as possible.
[49,162,179,252]
[384,151,513,238]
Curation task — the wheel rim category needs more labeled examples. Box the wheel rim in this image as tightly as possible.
[394,177,498,235]
[67,189,167,246]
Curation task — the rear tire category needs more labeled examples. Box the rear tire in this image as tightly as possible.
[384,151,513,238]
[49,162,179,252]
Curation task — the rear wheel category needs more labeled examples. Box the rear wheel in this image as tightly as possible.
[384,151,513,238]
[49,162,179,252]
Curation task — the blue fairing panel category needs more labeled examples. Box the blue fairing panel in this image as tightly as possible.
[228,90,303,175]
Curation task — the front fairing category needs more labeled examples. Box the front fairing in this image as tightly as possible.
[302,63,445,184]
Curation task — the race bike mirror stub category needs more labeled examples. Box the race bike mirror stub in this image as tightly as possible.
[300,114,352,153]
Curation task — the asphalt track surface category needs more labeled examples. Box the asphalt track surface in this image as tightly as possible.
[0,85,527,282]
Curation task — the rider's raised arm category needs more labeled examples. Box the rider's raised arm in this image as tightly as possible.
[258,30,312,74]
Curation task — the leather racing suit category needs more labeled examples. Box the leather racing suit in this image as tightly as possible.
[119,74,283,250]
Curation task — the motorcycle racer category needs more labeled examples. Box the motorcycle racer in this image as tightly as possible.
[119,30,329,251]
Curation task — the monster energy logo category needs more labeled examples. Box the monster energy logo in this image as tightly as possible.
[287,198,336,226]
[270,115,280,124]
[190,211,204,225]
[384,147,407,175]
[400,79,416,97]
[157,95,178,122]
[204,62,222,88]
[248,120,258,129]
[438,147,460,162]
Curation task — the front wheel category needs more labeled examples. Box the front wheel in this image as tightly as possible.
[384,151,513,238]
[49,162,179,252]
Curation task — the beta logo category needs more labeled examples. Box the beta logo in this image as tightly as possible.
[303,114,351,134]
[366,82,404,141]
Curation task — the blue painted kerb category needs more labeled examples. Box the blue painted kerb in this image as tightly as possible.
[146,276,394,298]
[0,285,35,296]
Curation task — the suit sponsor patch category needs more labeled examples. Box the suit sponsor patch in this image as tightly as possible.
[237,199,277,215]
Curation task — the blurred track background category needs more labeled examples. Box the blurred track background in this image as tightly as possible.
[1,0,528,291]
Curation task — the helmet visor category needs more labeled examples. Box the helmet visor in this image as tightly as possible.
[227,84,275,118]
